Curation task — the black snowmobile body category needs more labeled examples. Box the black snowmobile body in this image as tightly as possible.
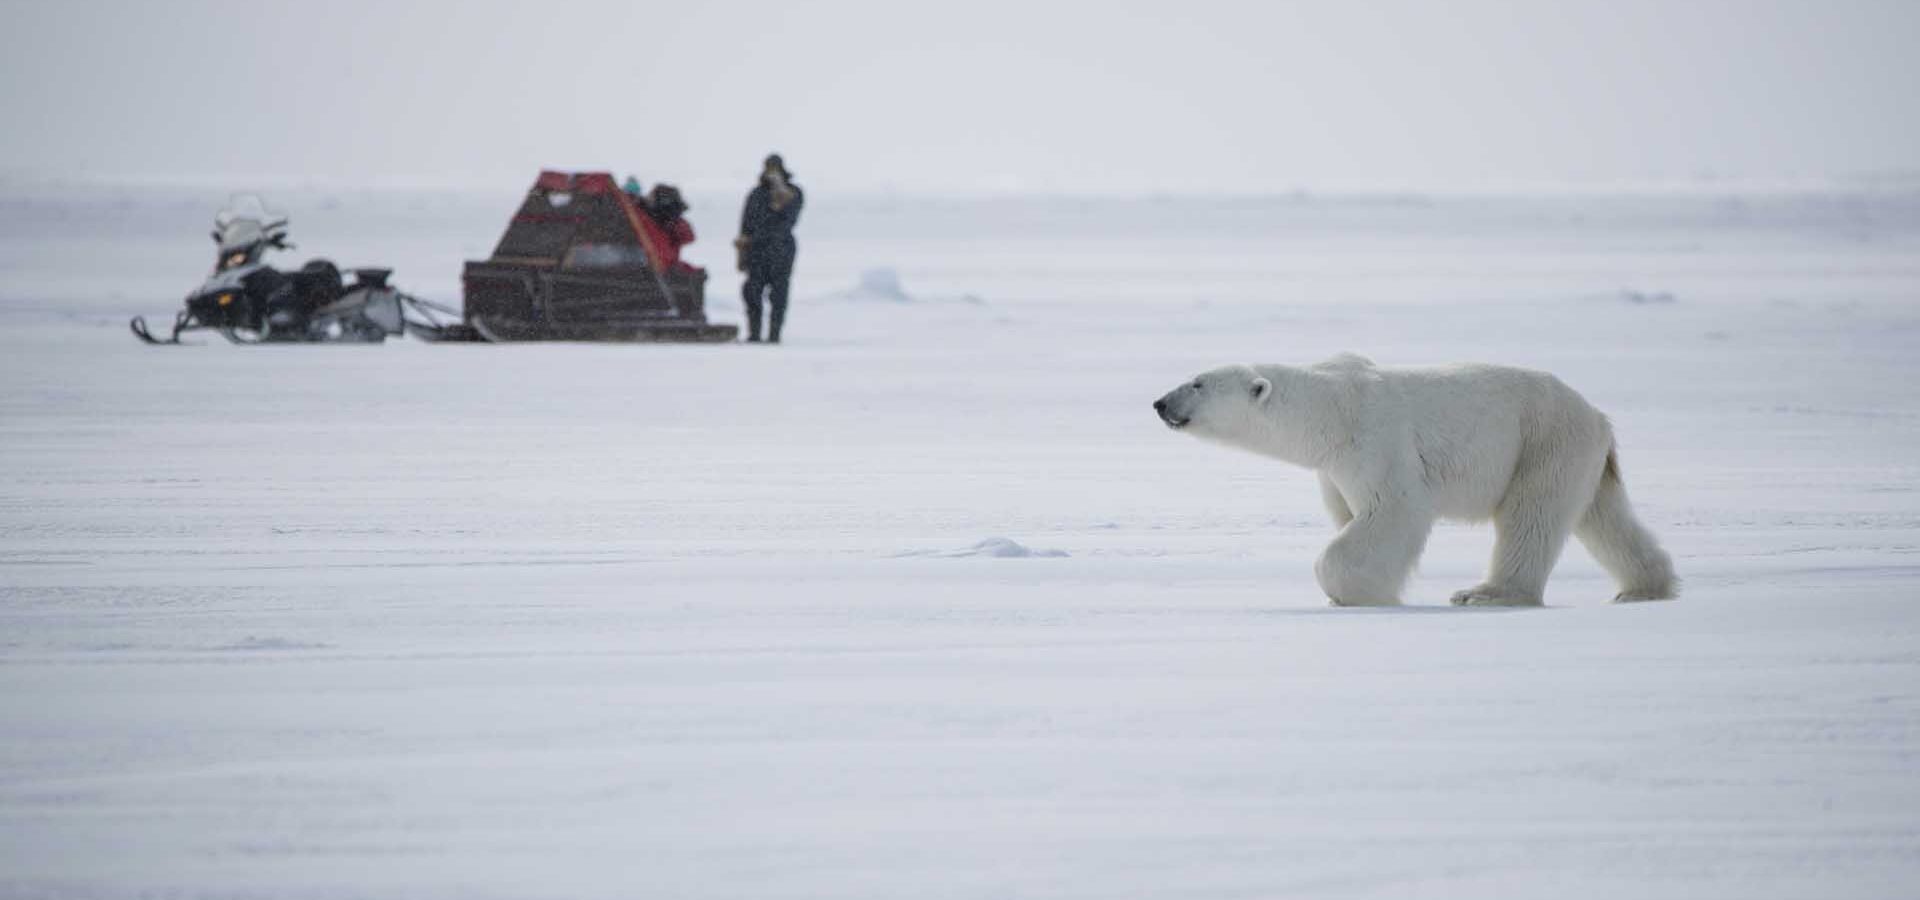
[131,196,466,345]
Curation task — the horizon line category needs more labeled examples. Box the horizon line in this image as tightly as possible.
[4,167,1919,200]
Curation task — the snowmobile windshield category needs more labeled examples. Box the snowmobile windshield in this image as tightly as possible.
[213,194,289,254]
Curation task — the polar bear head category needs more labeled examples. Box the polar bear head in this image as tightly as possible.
[1153,365,1273,440]
[1156,355,1374,468]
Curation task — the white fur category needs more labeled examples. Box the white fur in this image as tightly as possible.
[1154,354,1677,606]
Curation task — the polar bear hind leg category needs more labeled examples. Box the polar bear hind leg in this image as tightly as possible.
[1575,449,1679,602]
[1452,440,1605,607]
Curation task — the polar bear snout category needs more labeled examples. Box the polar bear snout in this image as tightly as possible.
[1154,393,1190,428]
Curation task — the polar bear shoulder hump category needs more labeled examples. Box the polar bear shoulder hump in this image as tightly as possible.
[1312,352,1376,373]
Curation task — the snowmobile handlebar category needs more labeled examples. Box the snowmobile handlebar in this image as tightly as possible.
[204,233,292,251]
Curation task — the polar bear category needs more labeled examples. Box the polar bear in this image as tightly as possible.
[1153,354,1676,606]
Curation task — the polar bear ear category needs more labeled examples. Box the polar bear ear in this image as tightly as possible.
[1250,377,1273,403]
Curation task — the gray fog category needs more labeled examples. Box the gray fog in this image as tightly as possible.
[3,0,1915,193]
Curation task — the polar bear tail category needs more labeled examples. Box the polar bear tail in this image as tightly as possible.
[1576,448,1679,602]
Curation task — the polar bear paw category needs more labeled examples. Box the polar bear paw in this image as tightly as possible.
[1612,589,1676,603]
[1327,596,1402,608]
[1449,585,1543,607]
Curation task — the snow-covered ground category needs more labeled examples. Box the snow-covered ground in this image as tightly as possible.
[2,183,1918,898]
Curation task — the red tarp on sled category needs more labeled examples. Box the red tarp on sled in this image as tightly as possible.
[504,170,698,275]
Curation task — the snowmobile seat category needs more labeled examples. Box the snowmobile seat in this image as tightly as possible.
[291,260,345,311]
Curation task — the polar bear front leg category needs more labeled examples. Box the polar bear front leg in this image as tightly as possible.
[1318,473,1355,527]
[1315,501,1434,607]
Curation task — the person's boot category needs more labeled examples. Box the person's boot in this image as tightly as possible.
[743,288,763,342]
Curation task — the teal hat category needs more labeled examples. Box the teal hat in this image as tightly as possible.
[622,176,643,195]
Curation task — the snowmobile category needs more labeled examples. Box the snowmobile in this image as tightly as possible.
[130,195,464,345]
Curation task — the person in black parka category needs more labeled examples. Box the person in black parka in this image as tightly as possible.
[735,154,804,343]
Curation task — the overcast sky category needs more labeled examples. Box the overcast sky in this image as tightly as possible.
[3,0,1915,193]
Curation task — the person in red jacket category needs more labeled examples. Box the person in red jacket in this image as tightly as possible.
[639,184,698,274]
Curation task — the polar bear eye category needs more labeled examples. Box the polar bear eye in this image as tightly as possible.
[1192,380,1204,390]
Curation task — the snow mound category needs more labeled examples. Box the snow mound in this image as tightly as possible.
[902,537,1069,559]
[962,537,1067,558]
[823,267,985,305]
[853,268,911,302]
[1620,289,1678,305]
[200,636,331,652]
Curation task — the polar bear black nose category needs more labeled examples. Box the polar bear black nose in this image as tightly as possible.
[1154,399,1167,413]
